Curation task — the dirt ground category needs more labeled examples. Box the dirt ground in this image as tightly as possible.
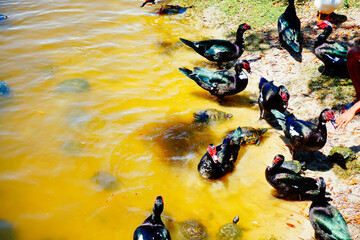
[187,2,360,239]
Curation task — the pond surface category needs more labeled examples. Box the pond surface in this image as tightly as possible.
[0,0,308,239]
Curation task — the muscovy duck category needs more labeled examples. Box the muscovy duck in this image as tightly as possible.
[133,196,171,240]
[271,108,337,157]
[314,21,348,76]
[265,154,318,199]
[198,127,242,180]
[179,60,251,104]
[309,177,352,240]
[179,23,251,68]
[258,77,290,120]
[278,0,303,62]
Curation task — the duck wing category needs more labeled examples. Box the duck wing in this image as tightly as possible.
[278,14,303,61]
[310,206,351,240]
[203,41,237,61]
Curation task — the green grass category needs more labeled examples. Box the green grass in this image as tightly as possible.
[332,158,360,179]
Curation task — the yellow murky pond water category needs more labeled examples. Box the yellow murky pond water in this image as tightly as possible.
[0,1,310,239]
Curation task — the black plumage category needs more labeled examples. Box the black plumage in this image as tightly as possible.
[198,127,242,180]
[271,109,337,157]
[179,60,251,104]
[309,177,352,240]
[180,23,251,67]
[278,0,303,62]
[265,154,318,199]
[314,21,348,75]
[133,196,171,240]
[258,77,290,120]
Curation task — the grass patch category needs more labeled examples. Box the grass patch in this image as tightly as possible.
[308,74,356,107]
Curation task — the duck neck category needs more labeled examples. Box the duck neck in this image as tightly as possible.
[287,0,295,9]
[315,26,332,48]
[235,28,245,46]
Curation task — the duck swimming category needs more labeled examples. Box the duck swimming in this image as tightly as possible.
[309,177,352,240]
[180,23,251,68]
[179,60,251,104]
[258,77,290,120]
[265,154,318,199]
[133,196,171,240]
[271,108,337,158]
[278,0,303,62]
[314,21,348,76]
[198,127,242,180]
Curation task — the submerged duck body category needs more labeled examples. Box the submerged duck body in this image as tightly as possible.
[180,23,251,67]
[198,127,242,180]
[133,196,171,240]
[278,0,303,62]
[271,109,337,156]
[309,177,351,240]
[179,60,251,104]
[314,21,348,75]
[193,109,233,122]
[258,77,290,120]
[265,155,318,199]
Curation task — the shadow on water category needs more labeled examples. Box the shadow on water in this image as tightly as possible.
[140,118,221,167]
[190,91,257,108]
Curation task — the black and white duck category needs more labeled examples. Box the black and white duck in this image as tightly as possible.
[271,109,337,158]
[133,196,171,240]
[179,60,251,104]
[258,77,290,120]
[265,154,318,199]
[180,23,251,68]
[309,177,352,240]
[314,20,348,76]
[198,127,242,180]
[278,0,303,62]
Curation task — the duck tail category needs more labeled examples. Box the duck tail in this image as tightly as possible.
[230,127,243,144]
[180,38,195,48]
[259,77,268,90]
[271,109,286,130]
[178,67,192,78]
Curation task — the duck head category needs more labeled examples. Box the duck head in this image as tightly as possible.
[153,196,164,216]
[225,113,233,119]
[207,144,218,163]
[316,177,326,197]
[279,86,290,109]
[320,109,337,129]
[315,20,332,30]
[239,23,251,31]
[235,60,251,73]
[140,0,155,7]
[269,154,285,169]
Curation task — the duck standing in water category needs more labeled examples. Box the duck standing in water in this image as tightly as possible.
[314,20,348,76]
[179,60,251,104]
[133,196,171,240]
[179,23,251,68]
[258,77,290,120]
[271,108,337,158]
[309,177,352,240]
[265,154,318,199]
[278,0,303,62]
[198,127,242,180]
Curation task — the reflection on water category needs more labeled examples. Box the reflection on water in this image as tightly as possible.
[0,0,310,239]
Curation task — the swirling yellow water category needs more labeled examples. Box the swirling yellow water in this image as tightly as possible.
[0,1,308,239]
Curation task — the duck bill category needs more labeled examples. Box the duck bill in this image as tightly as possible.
[330,120,337,129]
[212,155,219,163]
